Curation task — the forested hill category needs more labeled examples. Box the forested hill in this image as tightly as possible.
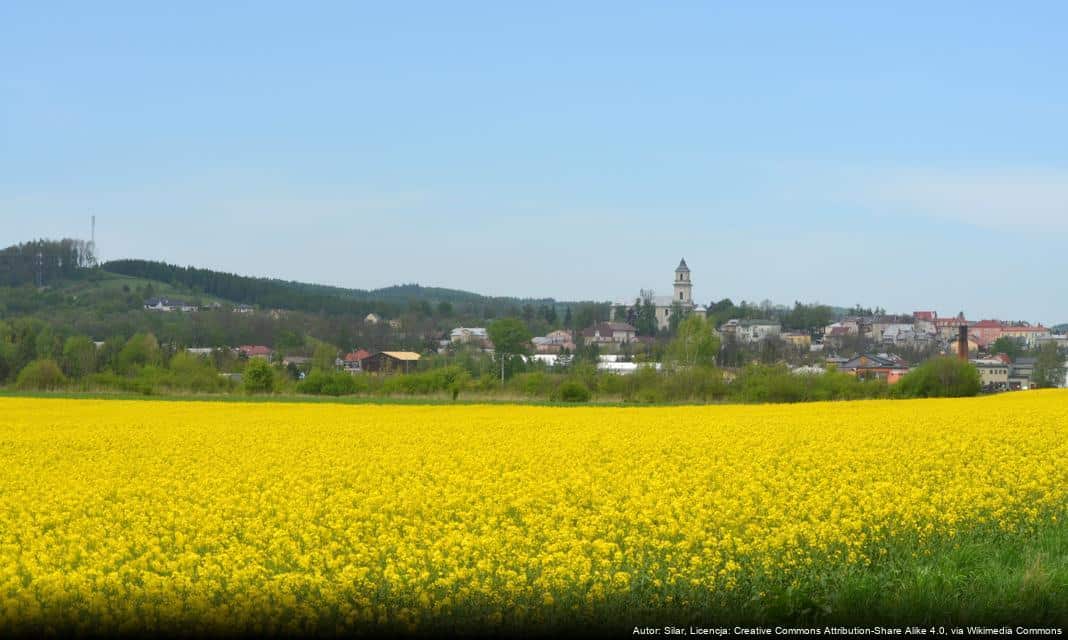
[0,239,96,286]
[101,259,555,313]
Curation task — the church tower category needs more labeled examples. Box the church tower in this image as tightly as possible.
[673,258,692,307]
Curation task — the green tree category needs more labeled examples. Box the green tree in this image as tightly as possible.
[635,298,657,337]
[667,302,685,334]
[243,358,276,394]
[437,301,453,316]
[61,335,97,378]
[892,357,981,398]
[15,359,66,390]
[990,336,1024,360]
[487,317,532,382]
[118,333,161,373]
[1031,341,1066,388]
[35,326,61,360]
[312,342,339,372]
[665,315,721,369]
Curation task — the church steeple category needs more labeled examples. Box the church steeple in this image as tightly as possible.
[673,258,692,305]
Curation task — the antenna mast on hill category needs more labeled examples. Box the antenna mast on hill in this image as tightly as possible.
[89,214,97,265]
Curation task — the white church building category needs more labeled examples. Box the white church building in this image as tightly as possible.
[636,259,708,330]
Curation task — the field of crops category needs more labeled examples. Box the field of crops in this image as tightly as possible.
[1,393,1066,634]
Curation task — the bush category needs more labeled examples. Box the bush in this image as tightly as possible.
[380,366,470,396]
[509,371,558,398]
[892,357,980,398]
[15,359,66,390]
[553,381,591,403]
[297,371,370,396]
[243,358,276,394]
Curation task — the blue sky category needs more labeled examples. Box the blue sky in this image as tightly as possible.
[3,2,1066,323]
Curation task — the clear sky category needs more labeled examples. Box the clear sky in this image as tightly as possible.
[3,2,1066,323]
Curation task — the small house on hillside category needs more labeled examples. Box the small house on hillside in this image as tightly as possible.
[238,345,273,361]
[341,349,372,372]
[362,351,421,374]
[144,297,198,312]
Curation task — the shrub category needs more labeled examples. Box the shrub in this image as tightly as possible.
[297,371,367,396]
[15,359,66,391]
[892,357,981,398]
[380,366,470,396]
[553,381,591,403]
[243,359,276,394]
[510,371,557,398]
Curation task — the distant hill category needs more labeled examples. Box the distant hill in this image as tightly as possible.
[101,259,556,315]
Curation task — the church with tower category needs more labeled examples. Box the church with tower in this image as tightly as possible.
[637,258,707,330]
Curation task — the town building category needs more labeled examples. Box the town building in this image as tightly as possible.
[1010,357,1037,390]
[934,317,969,341]
[781,331,812,349]
[238,345,273,361]
[581,322,637,345]
[340,349,372,372]
[838,353,910,383]
[532,329,575,354]
[144,297,198,312]
[999,324,1051,348]
[969,320,1004,348]
[451,327,488,344]
[735,319,781,344]
[282,355,312,369]
[361,351,421,374]
[972,358,1009,390]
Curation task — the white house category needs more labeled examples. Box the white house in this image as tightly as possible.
[736,319,781,343]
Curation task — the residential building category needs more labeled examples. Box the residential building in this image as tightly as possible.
[934,317,969,341]
[531,329,575,354]
[185,347,214,357]
[362,351,421,374]
[969,320,1004,348]
[144,297,198,312]
[1036,334,1068,350]
[736,319,781,344]
[781,331,812,349]
[238,345,273,361]
[1010,357,1036,390]
[972,358,1009,390]
[450,327,488,344]
[912,311,937,333]
[282,355,312,369]
[838,353,909,383]
[999,324,1051,348]
[364,313,381,325]
[870,315,914,342]
[341,349,372,372]
[233,303,254,314]
[823,320,859,338]
[581,322,637,345]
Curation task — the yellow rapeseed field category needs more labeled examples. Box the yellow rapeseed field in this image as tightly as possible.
[0,392,1065,633]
